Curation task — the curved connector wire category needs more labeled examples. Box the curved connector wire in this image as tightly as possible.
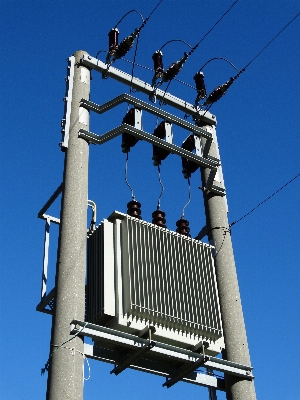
[181,177,191,218]
[87,200,97,233]
[159,39,193,52]
[114,10,144,29]
[157,164,164,209]
[198,57,239,73]
[125,152,135,200]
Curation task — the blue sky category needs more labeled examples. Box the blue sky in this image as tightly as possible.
[1,1,299,399]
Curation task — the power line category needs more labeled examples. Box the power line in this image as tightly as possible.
[188,0,240,57]
[241,10,300,72]
[203,10,300,107]
[229,173,300,227]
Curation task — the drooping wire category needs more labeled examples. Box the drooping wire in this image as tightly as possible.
[199,57,239,72]
[125,152,135,200]
[129,32,140,95]
[157,164,164,209]
[181,177,191,218]
[159,39,193,52]
[229,173,300,227]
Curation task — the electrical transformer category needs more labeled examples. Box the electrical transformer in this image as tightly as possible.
[86,211,224,356]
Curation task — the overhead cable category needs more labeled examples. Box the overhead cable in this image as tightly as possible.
[203,10,300,107]
[229,173,300,227]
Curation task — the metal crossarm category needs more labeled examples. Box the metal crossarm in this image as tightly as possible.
[80,55,216,124]
[110,341,156,375]
[78,125,219,170]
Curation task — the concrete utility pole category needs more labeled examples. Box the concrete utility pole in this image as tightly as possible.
[47,50,90,400]
[200,125,256,400]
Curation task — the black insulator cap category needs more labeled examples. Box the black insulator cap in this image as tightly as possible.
[153,121,166,139]
[108,28,119,51]
[152,121,170,164]
[122,133,139,152]
[127,200,142,220]
[182,134,195,151]
[182,159,199,178]
[194,71,207,99]
[122,108,135,125]
[176,218,190,236]
[152,209,167,228]
[121,108,139,152]
[152,50,164,74]
[181,135,198,178]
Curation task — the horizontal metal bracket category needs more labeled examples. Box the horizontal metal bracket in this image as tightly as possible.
[71,320,254,387]
[78,125,219,171]
[80,55,216,125]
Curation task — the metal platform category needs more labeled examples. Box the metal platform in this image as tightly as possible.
[71,320,254,391]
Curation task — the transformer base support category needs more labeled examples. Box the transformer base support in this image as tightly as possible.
[71,320,254,392]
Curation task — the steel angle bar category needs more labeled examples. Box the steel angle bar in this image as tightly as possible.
[205,358,254,380]
[79,125,219,170]
[80,95,213,141]
[110,341,156,375]
[80,55,216,124]
[38,183,63,219]
[163,355,209,388]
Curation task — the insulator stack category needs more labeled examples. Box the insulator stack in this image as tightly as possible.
[108,28,119,52]
[152,51,164,77]
[194,71,207,100]
[176,218,190,236]
[121,108,139,153]
[127,200,142,220]
[181,135,199,178]
[162,53,189,82]
[152,121,170,165]
[152,209,167,228]
[114,29,139,59]
[204,77,234,105]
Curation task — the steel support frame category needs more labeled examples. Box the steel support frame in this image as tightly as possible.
[71,320,254,390]
[79,92,224,194]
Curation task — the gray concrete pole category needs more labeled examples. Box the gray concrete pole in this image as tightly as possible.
[47,50,90,400]
[200,124,256,400]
